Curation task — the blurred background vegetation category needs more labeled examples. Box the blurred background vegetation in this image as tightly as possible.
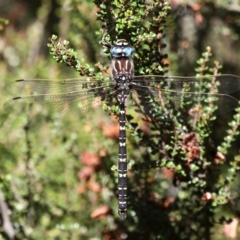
[1,0,240,239]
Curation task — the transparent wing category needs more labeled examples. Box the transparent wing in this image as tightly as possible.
[133,74,240,94]
[5,76,113,96]
[4,77,117,121]
[131,75,240,115]
[4,74,240,121]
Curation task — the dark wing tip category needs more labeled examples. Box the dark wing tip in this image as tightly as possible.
[16,79,24,82]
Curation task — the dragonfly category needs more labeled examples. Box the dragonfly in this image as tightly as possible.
[4,37,240,220]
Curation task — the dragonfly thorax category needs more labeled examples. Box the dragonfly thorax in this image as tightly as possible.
[111,58,134,80]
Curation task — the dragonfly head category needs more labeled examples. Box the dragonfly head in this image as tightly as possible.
[110,39,135,58]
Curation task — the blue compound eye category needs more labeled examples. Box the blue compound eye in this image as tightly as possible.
[110,46,135,57]
[123,47,134,57]
[110,47,122,57]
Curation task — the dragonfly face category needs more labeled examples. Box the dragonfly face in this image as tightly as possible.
[110,39,135,58]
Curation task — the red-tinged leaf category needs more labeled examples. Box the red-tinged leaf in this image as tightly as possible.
[99,148,107,157]
[190,3,202,11]
[80,151,101,168]
[102,230,124,240]
[102,123,119,139]
[87,180,101,193]
[181,132,200,162]
[139,122,151,134]
[77,186,86,194]
[195,12,203,24]
[223,218,238,239]
[214,151,226,164]
[91,205,110,219]
[163,197,175,208]
[201,192,214,202]
[162,167,174,179]
[78,166,94,181]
